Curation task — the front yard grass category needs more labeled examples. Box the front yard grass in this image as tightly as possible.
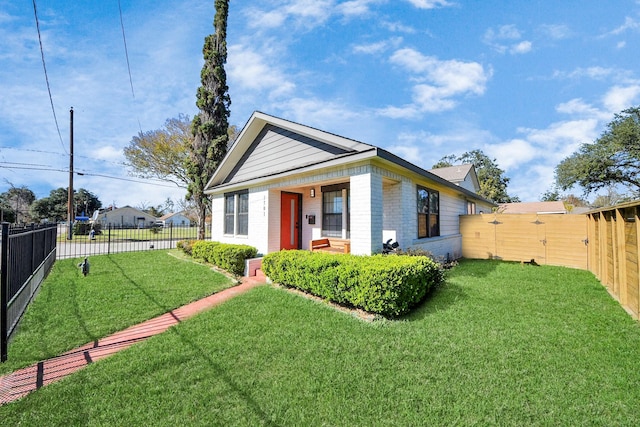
[0,250,235,375]
[1,259,639,425]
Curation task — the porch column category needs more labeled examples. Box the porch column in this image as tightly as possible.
[350,171,383,254]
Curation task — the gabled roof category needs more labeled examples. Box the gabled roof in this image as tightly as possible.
[428,164,480,192]
[205,111,495,206]
[205,111,375,189]
[499,201,567,214]
[158,211,188,221]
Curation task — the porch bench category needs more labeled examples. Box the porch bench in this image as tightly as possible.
[310,238,351,254]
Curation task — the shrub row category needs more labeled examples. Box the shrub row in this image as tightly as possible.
[190,241,258,276]
[261,251,444,317]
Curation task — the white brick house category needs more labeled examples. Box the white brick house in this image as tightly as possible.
[204,112,495,258]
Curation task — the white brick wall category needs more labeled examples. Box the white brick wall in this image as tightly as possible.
[350,170,383,254]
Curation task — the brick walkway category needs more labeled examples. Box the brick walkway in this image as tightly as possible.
[0,275,265,406]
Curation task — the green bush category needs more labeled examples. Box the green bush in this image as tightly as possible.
[177,239,198,256]
[191,241,258,276]
[73,222,101,236]
[262,251,444,317]
[192,241,219,262]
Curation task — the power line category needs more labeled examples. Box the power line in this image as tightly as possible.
[32,0,68,156]
[118,0,143,134]
[0,163,181,188]
[0,146,128,168]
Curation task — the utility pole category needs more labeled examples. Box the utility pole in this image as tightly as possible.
[67,107,74,240]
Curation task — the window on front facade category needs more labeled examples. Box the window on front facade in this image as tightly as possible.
[321,183,350,238]
[224,190,249,236]
[417,186,440,238]
[322,190,343,237]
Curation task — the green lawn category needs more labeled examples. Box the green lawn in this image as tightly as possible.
[1,259,639,426]
[0,250,235,375]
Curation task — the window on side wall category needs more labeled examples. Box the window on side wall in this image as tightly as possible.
[467,201,476,215]
[417,186,440,238]
[224,190,249,236]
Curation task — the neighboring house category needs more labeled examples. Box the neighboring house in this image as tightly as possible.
[157,211,193,227]
[94,206,157,228]
[429,164,480,194]
[204,112,495,258]
[498,201,568,214]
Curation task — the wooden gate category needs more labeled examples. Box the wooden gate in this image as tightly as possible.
[460,213,588,269]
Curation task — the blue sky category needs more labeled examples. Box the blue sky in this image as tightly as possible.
[1,0,640,208]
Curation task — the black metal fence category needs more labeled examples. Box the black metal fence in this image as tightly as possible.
[1,223,57,361]
[56,223,211,259]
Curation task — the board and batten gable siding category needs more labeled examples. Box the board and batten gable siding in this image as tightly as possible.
[458,174,477,193]
[224,125,353,185]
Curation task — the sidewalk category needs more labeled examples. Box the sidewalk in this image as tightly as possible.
[0,275,265,406]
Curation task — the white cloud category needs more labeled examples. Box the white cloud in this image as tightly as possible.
[245,0,335,30]
[337,0,385,17]
[485,24,521,41]
[486,139,537,170]
[517,118,600,160]
[602,85,640,113]
[405,0,453,9]
[228,43,296,100]
[277,97,362,130]
[381,20,417,34]
[510,40,532,54]
[538,24,572,40]
[555,98,606,119]
[380,48,491,115]
[483,24,532,55]
[352,37,403,55]
[607,16,640,36]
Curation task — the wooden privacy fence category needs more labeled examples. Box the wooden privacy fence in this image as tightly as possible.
[586,202,640,320]
[460,213,589,270]
[460,203,640,320]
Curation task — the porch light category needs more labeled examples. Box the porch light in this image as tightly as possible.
[310,188,315,198]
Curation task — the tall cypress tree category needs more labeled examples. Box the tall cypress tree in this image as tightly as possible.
[187,0,231,239]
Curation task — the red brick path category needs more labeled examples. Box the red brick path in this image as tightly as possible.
[0,275,265,406]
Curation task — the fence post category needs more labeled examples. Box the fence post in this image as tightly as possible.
[169,222,173,245]
[1,223,9,362]
[108,224,112,255]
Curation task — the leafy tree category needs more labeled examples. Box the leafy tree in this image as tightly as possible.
[124,115,193,188]
[1,183,36,224]
[187,0,231,240]
[563,194,590,208]
[433,150,520,203]
[556,106,640,197]
[30,188,101,223]
[540,187,561,202]
[591,187,632,208]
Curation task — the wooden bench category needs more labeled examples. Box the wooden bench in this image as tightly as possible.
[310,238,351,254]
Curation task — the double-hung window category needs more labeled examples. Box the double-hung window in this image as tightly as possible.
[224,190,249,236]
[321,183,350,238]
[417,186,439,238]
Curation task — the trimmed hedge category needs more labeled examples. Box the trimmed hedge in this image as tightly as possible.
[191,241,258,276]
[262,251,444,317]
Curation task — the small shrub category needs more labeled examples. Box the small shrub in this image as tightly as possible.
[190,241,257,276]
[177,239,198,256]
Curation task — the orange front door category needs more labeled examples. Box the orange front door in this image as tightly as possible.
[280,192,301,250]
